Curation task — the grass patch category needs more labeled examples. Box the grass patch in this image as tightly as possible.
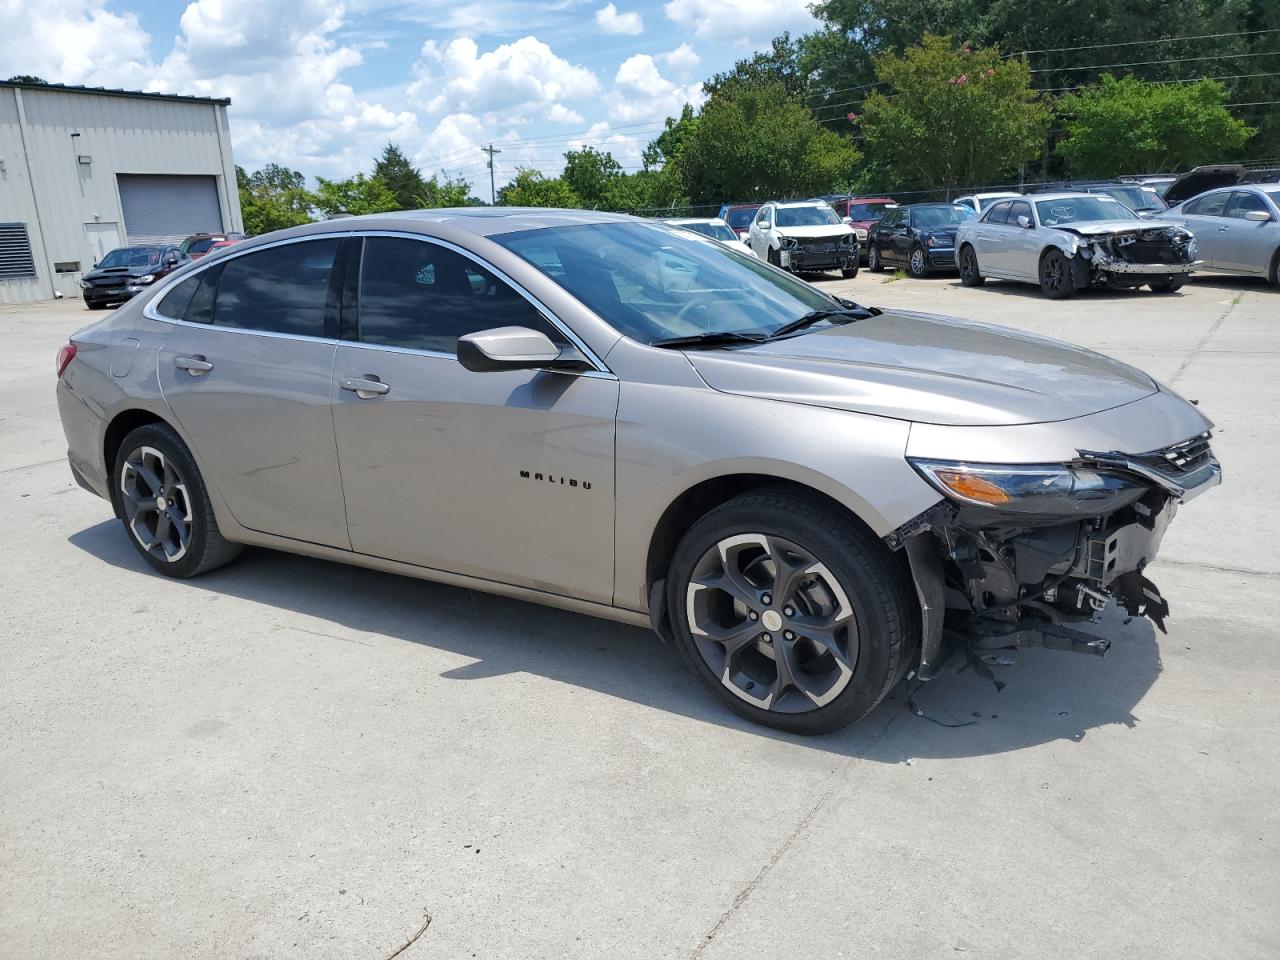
[882,268,908,284]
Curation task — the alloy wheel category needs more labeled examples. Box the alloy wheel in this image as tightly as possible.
[910,248,927,275]
[685,533,859,713]
[1041,252,1067,294]
[960,248,976,282]
[119,445,193,563]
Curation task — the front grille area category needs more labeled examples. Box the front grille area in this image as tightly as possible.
[1133,433,1214,475]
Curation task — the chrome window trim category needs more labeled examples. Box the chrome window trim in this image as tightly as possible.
[349,230,613,375]
[142,232,353,324]
[335,338,617,380]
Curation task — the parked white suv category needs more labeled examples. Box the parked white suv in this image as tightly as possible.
[748,200,859,277]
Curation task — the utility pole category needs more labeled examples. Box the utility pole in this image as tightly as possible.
[481,143,502,205]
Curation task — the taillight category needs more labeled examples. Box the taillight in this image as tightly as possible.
[56,343,77,378]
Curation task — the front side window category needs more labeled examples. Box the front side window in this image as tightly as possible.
[775,205,841,228]
[1008,200,1033,226]
[494,221,836,345]
[983,201,1011,225]
[1224,192,1271,220]
[357,237,561,354]
[211,239,339,336]
[755,207,771,226]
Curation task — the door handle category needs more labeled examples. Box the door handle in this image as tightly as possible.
[340,376,390,399]
[1218,226,1229,232]
[175,355,213,375]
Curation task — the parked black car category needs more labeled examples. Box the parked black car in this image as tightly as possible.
[1031,181,1167,215]
[81,245,188,309]
[866,203,974,277]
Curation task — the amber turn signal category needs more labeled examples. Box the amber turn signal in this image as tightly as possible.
[933,469,1013,505]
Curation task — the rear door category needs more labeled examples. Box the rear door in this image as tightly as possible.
[971,200,1011,273]
[156,237,349,548]
[330,234,618,604]
[1001,200,1040,279]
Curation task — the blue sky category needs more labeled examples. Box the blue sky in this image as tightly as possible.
[4,0,821,196]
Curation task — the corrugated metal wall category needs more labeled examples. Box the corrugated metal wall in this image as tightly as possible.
[0,86,243,303]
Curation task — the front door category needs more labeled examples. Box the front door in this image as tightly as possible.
[155,237,350,548]
[1219,192,1276,274]
[330,235,618,604]
[1177,191,1231,268]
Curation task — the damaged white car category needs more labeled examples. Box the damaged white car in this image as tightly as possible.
[956,193,1197,299]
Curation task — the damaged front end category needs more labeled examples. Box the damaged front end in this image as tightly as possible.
[1068,224,1198,289]
[887,432,1220,680]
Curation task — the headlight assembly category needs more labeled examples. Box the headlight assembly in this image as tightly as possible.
[136,274,157,284]
[908,459,1148,517]
[780,237,798,250]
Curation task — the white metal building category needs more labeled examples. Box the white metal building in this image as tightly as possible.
[0,81,243,303]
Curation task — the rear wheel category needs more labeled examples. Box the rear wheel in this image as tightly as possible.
[1148,276,1186,293]
[907,246,929,278]
[958,245,986,287]
[113,423,242,578]
[667,490,914,734]
[1039,248,1076,299]
[867,245,883,272]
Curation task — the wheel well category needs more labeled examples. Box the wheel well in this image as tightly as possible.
[1269,244,1280,284]
[644,474,879,599]
[103,409,166,481]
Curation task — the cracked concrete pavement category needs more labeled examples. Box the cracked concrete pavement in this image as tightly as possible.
[1,274,1277,959]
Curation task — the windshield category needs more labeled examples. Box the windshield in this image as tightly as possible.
[99,247,162,268]
[913,206,973,229]
[775,205,841,228]
[494,221,835,345]
[676,221,737,242]
[847,201,893,221]
[1035,196,1130,227]
[723,207,757,229]
[1097,185,1165,212]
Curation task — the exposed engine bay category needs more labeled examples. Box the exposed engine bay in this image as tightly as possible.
[1067,224,1197,289]
[890,432,1220,680]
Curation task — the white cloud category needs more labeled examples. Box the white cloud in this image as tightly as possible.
[661,43,700,75]
[594,3,643,35]
[409,35,599,124]
[607,53,704,123]
[0,0,153,89]
[663,0,818,45]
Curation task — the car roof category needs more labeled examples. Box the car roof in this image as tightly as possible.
[663,217,724,225]
[900,202,970,209]
[770,199,830,208]
[720,202,761,210]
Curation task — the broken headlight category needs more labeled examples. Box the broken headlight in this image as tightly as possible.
[908,459,1148,517]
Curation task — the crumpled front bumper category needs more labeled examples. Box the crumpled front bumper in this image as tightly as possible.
[1093,256,1200,275]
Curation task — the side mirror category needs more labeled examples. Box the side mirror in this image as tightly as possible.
[1016,215,1032,228]
[165,254,180,265]
[1244,210,1271,222]
[842,216,853,224]
[457,326,591,374]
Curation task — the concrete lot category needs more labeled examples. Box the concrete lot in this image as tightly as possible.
[1,273,1277,959]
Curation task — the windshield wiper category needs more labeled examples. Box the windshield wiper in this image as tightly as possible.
[768,302,878,340]
[650,331,770,349]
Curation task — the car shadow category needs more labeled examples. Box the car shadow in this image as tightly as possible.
[1186,274,1276,293]
[68,520,1161,764]
[946,279,1184,301]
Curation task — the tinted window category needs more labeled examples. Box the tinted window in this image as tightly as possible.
[99,247,163,268]
[357,237,561,354]
[1008,200,1033,225]
[1186,192,1229,217]
[1225,192,1270,219]
[911,206,973,228]
[984,201,1011,224]
[723,208,756,229]
[212,239,339,336]
[156,274,200,319]
[847,201,893,220]
[187,238,218,254]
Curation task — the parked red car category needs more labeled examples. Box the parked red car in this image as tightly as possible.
[821,196,899,259]
[180,232,246,260]
[716,203,763,241]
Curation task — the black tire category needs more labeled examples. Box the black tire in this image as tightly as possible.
[1269,248,1280,287]
[1039,248,1076,299]
[1148,276,1186,293]
[112,422,242,578]
[958,244,986,287]
[86,301,108,310]
[841,266,859,279]
[666,489,916,735]
[867,245,883,272]
[907,245,929,278]
[767,247,781,268]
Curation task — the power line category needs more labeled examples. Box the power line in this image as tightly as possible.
[1013,27,1280,58]
[1030,49,1280,73]
[1035,70,1280,93]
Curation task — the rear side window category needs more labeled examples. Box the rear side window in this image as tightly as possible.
[155,267,220,323]
[357,237,563,354]
[156,274,200,319]
[984,201,1011,224]
[212,239,340,336]
[1186,192,1229,217]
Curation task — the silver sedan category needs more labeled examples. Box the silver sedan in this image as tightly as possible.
[1155,184,1280,285]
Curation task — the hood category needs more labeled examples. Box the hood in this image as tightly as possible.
[774,224,855,239]
[1057,219,1181,237]
[1163,164,1245,205]
[84,261,162,280]
[684,310,1157,426]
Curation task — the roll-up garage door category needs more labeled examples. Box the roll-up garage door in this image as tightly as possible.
[118,174,224,245]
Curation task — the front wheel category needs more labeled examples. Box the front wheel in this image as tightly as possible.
[1148,276,1186,293]
[667,490,915,734]
[958,245,985,287]
[113,423,242,578]
[841,265,859,279]
[767,247,781,268]
[867,245,883,272]
[907,246,929,278]
[1039,248,1077,299]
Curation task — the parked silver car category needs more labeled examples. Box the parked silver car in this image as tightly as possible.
[1155,184,1280,286]
[956,193,1197,298]
[56,209,1220,734]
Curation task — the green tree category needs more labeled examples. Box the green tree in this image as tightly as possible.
[857,35,1050,193]
[1056,75,1255,177]
[236,163,315,235]
[373,143,429,209]
[562,147,623,208]
[678,81,860,203]
[496,169,580,207]
[704,33,807,98]
[313,173,400,218]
